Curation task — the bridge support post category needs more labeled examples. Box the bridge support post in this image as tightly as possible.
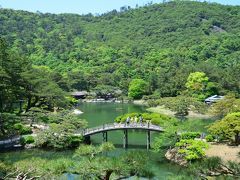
[84,136,91,145]
[123,130,128,149]
[147,130,151,150]
[102,131,108,142]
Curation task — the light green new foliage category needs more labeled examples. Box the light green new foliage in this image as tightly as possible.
[186,72,209,92]
[208,112,240,144]
[128,79,149,99]
[175,139,209,161]
[185,72,212,100]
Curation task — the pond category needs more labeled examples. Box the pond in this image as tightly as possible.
[77,102,159,147]
[0,102,214,179]
[76,102,214,179]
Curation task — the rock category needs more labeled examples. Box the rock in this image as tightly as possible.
[73,109,83,115]
[165,148,188,166]
[25,143,36,149]
[208,171,221,176]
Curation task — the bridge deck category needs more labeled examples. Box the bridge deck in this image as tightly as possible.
[78,123,163,137]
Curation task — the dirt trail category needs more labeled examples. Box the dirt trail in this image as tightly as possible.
[206,143,240,163]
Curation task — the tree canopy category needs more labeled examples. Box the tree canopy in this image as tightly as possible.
[0,1,240,96]
[208,112,240,145]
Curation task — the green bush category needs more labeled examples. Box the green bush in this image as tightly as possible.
[180,132,201,140]
[151,118,161,125]
[69,135,83,147]
[114,112,177,127]
[25,136,35,144]
[21,127,33,135]
[0,162,9,178]
[114,112,179,138]
[176,139,209,161]
[14,123,33,135]
[20,135,35,145]
[147,99,159,107]
[205,134,214,142]
[115,113,141,123]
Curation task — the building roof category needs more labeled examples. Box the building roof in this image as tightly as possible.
[205,95,224,103]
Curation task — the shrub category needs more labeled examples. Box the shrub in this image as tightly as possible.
[114,112,177,127]
[151,118,161,125]
[0,162,9,178]
[25,136,35,144]
[176,139,209,161]
[69,135,83,147]
[14,123,33,135]
[115,113,141,123]
[204,156,222,170]
[147,99,159,107]
[180,132,201,140]
[205,134,214,142]
[20,135,35,145]
[21,127,33,135]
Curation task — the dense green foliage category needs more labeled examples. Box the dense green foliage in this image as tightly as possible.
[1,1,240,178]
[13,123,32,135]
[208,112,240,144]
[183,157,240,179]
[20,135,35,145]
[185,72,217,100]
[152,126,178,154]
[128,79,149,99]
[35,113,87,149]
[148,96,208,116]
[0,144,153,179]
[176,139,208,161]
[0,113,20,138]
[0,37,72,139]
[72,143,153,179]
[0,1,240,95]
[180,132,201,140]
[115,112,177,126]
[205,134,214,142]
[209,94,240,118]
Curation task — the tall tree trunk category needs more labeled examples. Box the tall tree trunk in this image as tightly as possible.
[0,114,6,135]
[104,170,113,180]
[0,94,3,113]
[26,95,32,112]
[235,133,239,145]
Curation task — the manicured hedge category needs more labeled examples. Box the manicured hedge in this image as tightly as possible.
[180,132,201,140]
[115,112,177,126]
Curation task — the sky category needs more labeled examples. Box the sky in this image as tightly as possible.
[0,0,239,15]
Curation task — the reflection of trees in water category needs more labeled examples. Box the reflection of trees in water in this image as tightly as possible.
[115,107,123,112]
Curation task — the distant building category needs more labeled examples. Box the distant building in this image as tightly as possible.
[204,95,224,104]
[71,91,88,99]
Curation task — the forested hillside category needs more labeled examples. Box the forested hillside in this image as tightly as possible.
[1,1,240,96]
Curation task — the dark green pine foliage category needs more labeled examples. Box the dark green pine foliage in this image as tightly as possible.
[0,1,240,95]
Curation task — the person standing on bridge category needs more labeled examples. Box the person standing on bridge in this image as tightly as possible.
[139,115,143,126]
[126,116,130,126]
[134,116,138,127]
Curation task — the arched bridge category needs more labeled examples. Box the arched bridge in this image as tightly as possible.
[76,123,164,150]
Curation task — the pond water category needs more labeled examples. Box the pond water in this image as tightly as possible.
[77,102,160,147]
[0,102,214,179]
[77,102,213,179]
